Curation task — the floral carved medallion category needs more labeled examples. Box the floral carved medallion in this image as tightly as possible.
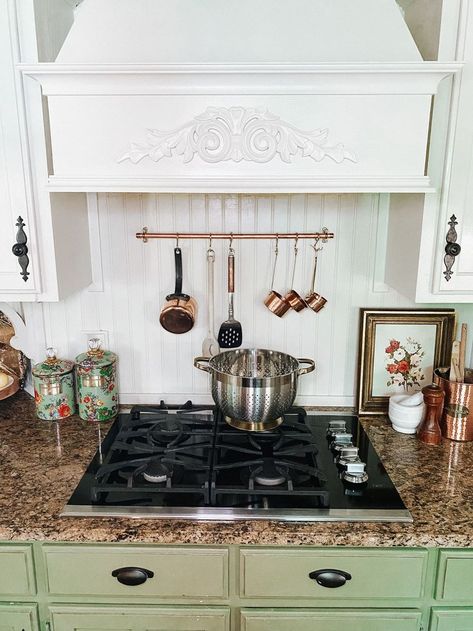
[119,107,356,166]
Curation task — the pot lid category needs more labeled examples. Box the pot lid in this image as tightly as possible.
[32,347,74,377]
[76,338,117,369]
[56,0,422,64]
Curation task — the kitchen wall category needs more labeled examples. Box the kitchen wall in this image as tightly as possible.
[21,192,472,407]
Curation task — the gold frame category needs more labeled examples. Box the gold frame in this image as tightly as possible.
[357,308,455,415]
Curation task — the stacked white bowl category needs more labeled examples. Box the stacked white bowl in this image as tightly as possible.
[388,391,425,434]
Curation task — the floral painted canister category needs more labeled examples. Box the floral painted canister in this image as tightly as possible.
[32,348,75,420]
[75,338,118,422]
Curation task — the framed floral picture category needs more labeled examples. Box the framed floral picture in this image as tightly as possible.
[357,309,455,415]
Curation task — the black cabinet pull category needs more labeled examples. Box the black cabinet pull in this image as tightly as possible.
[111,566,154,586]
[11,216,30,282]
[308,568,352,588]
[444,214,461,281]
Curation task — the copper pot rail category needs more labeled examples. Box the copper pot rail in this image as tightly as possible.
[136,228,334,243]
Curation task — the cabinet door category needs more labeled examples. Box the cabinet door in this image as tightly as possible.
[0,0,38,294]
[241,609,422,631]
[0,604,39,631]
[433,1,473,296]
[49,606,229,631]
[430,609,473,630]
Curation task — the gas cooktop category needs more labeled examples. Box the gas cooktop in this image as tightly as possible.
[63,403,412,522]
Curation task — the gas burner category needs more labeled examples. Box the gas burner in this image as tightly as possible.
[147,418,185,448]
[142,460,173,483]
[251,462,288,486]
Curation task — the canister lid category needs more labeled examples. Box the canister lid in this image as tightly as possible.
[32,347,74,377]
[75,338,117,369]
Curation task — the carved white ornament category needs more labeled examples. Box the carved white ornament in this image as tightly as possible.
[119,107,356,166]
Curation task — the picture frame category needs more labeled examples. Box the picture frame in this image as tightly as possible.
[357,308,455,415]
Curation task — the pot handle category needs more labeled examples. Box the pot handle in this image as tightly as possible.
[194,357,211,373]
[174,247,183,296]
[297,358,315,375]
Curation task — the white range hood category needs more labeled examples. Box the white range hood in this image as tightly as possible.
[23,0,460,193]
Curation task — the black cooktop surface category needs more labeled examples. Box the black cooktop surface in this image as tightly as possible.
[63,404,411,522]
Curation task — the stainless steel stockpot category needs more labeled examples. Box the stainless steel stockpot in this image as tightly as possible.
[194,348,315,431]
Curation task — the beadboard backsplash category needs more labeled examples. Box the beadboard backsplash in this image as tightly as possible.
[22,193,435,406]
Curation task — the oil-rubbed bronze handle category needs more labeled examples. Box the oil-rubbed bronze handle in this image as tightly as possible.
[111,566,154,586]
[11,216,30,282]
[444,214,461,281]
[309,569,352,588]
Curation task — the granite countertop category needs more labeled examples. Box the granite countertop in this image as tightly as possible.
[0,391,472,547]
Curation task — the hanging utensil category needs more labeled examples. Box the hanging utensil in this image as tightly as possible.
[202,245,220,357]
[160,246,197,334]
[218,239,242,348]
[304,238,327,313]
[284,237,306,312]
[264,237,291,317]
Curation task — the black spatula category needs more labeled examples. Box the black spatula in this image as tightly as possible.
[218,247,242,348]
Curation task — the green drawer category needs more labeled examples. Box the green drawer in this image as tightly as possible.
[430,608,473,631]
[436,550,473,601]
[241,608,422,631]
[0,545,36,596]
[0,604,39,631]
[49,605,230,631]
[240,548,428,600]
[43,545,228,599]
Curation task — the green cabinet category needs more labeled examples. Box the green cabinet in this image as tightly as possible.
[241,609,423,631]
[0,604,39,631]
[48,605,230,631]
[430,609,473,630]
[435,551,473,602]
[0,546,36,596]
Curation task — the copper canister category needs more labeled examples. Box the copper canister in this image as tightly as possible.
[433,367,473,441]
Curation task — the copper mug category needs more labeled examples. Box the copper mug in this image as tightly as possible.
[264,238,291,317]
[304,243,327,313]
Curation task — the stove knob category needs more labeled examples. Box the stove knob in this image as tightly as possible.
[330,432,353,451]
[342,460,368,484]
[326,420,347,437]
[337,446,359,466]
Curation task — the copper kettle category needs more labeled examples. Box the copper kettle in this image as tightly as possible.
[160,247,197,334]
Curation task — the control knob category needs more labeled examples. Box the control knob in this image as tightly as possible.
[341,460,368,484]
[326,420,347,437]
[337,446,359,467]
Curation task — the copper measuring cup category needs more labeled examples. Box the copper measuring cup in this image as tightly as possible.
[305,238,327,313]
[284,237,306,312]
[264,238,291,317]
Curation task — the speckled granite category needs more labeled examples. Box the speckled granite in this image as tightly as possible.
[1,391,472,547]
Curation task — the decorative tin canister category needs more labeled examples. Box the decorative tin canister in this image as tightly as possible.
[75,338,118,422]
[32,348,75,420]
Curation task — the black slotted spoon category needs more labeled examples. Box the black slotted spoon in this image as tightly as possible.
[218,245,242,348]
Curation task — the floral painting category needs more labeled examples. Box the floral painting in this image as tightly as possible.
[385,337,425,391]
[372,324,435,396]
[357,309,455,414]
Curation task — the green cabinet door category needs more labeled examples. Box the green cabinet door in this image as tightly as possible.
[430,609,473,630]
[241,609,422,631]
[49,605,229,631]
[0,604,39,631]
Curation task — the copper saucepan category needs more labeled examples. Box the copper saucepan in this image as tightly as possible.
[160,247,197,334]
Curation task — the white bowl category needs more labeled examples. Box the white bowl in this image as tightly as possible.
[388,394,425,434]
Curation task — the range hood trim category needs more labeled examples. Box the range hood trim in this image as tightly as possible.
[22,62,461,96]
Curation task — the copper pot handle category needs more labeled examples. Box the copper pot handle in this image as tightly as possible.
[194,357,211,373]
[297,358,315,375]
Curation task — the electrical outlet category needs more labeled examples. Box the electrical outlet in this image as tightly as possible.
[82,330,109,350]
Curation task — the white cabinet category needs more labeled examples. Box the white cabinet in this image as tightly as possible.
[0,0,91,302]
[386,0,473,302]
